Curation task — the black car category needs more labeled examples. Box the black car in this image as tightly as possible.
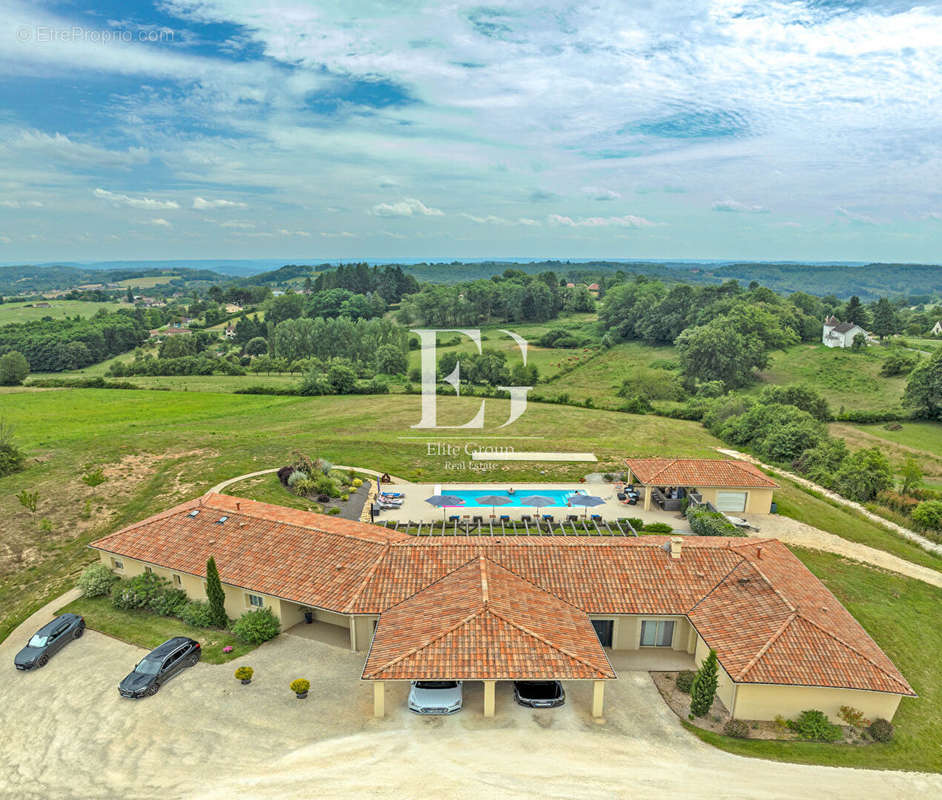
[14,613,85,670]
[119,637,201,698]
[513,680,565,708]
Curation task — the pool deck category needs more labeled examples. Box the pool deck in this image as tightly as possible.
[372,482,690,531]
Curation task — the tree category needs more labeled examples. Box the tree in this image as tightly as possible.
[900,455,923,496]
[126,287,135,304]
[843,295,870,328]
[904,347,942,420]
[833,448,892,502]
[675,322,767,389]
[244,336,268,356]
[205,557,228,628]
[912,500,942,531]
[851,332,867,351]
[870,297,898,340]
[374,343,407,375]
[327,359,357,393]
[690,649,719,717]
[0,350,29,385]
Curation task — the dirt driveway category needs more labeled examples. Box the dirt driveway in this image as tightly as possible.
[2,598,940,800]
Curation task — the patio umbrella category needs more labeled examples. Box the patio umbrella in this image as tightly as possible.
[566,494,605,519]
[516,495,558,517]
[425,494,465,521]
[475,494,513,516]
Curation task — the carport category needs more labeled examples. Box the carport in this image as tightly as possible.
[362,555,615,718]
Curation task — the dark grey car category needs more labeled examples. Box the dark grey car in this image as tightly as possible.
[14,613,85,670]
[513,680,565,708]
[119,637,201,698]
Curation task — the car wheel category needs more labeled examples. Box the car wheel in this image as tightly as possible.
[145,684,159,696]
[37,655,48,668]
[74,625,84,639]
[186,654,199,667]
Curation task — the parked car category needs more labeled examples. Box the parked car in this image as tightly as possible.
[513,680,565,709]
[407,680,463,714]
[14,613,85,670]
[119,637,201,698]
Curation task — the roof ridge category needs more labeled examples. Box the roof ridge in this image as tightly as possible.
[736,611,798,681]
[796,613,914,694]
[486,606,614,678]
[363,607,487,678]
[687,558,751,613]
[341,542,391,614]
[734,552,797,614]
[91,498,202,543]
[368,555,482,615]
[479,554,489,605]
[478,553,597,616]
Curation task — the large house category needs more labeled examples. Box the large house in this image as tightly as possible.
[822,315,867,348]
[90,493,913,723]
[624,458,778,513]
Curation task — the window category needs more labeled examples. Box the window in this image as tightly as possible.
[247,594,264,608]
[144,566,153,575]
[640,620,675,647]
[111,558,124,570]
[173,574,182,586]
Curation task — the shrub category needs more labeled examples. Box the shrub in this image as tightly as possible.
[868,718,894,743]
[150,588,189,617]
[690,649,718,717]
[78,563,118,598]
[328,507,341,515]
[787,709,842,742]
[341,493,349,501]
[352,478,363,488]
[205,556,228,628]
[876,490,919,516]
[626,517,644,530]
[39,518,53,533]
[234,666,254,681]
[773,714,789,734]
[619,395,653,414]
[723,719,750,739]
[602,473,614,482]
[231,607,281,644]
[911,499,942,531]
[81,469,106,487]
[111,572,170,611]
[0,442,25,477]
[179,600,214,628]
[290,678,310,694]
[838,705,870,728]
[675,670,695,693]
[16,489,38,513]
[0,350,29,385]
[642,522,673,533]
[687,508,742,537]
[286,470,309,488]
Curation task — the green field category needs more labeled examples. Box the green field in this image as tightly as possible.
[830,421,942,481]
[687,547,941,773]
[0,299,125,324]
[113,274,180,289]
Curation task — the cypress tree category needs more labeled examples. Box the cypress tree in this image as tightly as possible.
[205,556,228,628]
[690,649,719,717]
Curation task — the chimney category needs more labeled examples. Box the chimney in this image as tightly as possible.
[670,536,683,560]
[756,545,763,560]
[236,502,241,511]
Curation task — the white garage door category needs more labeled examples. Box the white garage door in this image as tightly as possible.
[716,491,747,512]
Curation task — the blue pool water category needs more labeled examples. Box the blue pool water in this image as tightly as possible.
[443,489,583,508]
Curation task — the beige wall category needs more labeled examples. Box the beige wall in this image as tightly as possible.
[352,615,378,652]
[694,487,774,514]
[589,614,696,654]
[695,634,737,711]
[734,684,903,724]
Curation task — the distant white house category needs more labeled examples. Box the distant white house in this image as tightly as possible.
[822,315,867,348]
[931,320,942,337]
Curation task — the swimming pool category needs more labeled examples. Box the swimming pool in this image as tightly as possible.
[442,489,583,508]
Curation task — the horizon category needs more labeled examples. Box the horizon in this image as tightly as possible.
[1,1,941,262]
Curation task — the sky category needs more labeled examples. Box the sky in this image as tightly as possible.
[0,0,940,263]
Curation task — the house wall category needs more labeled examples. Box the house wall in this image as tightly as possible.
[734,684,903,724]
[589,614,696,654]
[695,635,737,712]
[694,487,774,513]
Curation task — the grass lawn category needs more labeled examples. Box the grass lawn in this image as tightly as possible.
[113,274,180,289]
[772,477,942,572]
[687,547,941,773]
[0,299,125,324]
[56,595,255,664]
[0,388,723,642]
[831,421,942,470]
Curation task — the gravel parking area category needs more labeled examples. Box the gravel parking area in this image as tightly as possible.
[2,594,940,799]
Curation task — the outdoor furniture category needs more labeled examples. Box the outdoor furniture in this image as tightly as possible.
[542,514,554,522]
[472,515,484,525]
[567,514,579,522]
[499,514,510,522]
[521,515,532,523]
[591,514,602,522]
[448,515,460,522]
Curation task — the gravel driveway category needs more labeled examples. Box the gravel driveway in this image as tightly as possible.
[2,596,940,800]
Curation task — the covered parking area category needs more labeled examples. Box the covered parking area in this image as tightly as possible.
[362,554,615,719]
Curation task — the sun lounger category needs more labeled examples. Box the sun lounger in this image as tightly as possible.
[566,515,579,522]
[521,515,532,523]
[590,514,602,522]
[381,492,404,498]
[499,514,510,522]
[542,514,554,523]
[472,515,484,525]
[448,515,460,522]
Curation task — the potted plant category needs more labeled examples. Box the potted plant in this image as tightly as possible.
[234,666,253,685]
[290,678,310,699]
[303,608,314,624]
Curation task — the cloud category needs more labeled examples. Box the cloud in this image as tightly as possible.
[582,187,622,202]
[0,200,43,208]
[0,235,11,244]
[548,214,656,228]
[278,229,312,236]
[712,199,770,214]
[149,218,172,227]
[320,231,357,238]
[923,212,942,222]
[11,131,148,169]
[193,197,247,209]
[835,207,879,225]
[528,190,559,203]
[219,220,255,229]
[371,197,443,217]
[94,188,180,210]
[460,213,542,227]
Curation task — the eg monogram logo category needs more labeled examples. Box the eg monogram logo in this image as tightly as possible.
[411,329,532,429]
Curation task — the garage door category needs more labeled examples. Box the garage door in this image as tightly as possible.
[715,491,747,512]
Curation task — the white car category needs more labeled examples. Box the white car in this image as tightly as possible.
[408,680,463,714]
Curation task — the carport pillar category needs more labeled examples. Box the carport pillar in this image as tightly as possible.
[643,488,651,511]
[591,680,605,719]
[483,680,496,717]
[373,682,385,718]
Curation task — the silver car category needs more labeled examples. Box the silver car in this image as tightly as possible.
[408,680,463,714]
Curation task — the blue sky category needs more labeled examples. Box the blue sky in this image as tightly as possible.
[0,0,940,262]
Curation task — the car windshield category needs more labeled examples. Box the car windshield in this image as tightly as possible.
[134,658,162,675]
[519,682,560,698]
[414,681,458,690]
[28,634,48,648]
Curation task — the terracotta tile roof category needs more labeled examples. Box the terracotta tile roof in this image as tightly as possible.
[90,493,911,695]
[362,556,614,680]
[625,457,779,489]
